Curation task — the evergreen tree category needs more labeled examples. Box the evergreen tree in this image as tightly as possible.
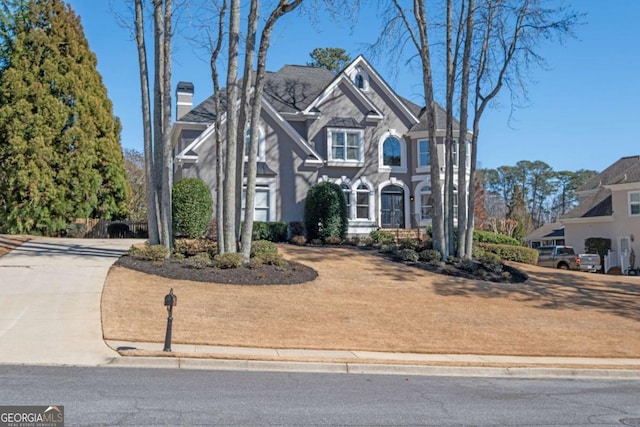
[307,47,351,73]
[0,0,128,234]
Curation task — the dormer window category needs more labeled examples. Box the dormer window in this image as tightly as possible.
[351,67,369,91]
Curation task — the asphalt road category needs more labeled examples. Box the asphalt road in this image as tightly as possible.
[1,365,640,426]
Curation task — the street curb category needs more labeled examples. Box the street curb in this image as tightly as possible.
[103,356,640,379]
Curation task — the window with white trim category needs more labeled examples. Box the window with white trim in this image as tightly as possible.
[418,139,430,168]
[630,191,640,216]
[356,184,370,219]
[327,128,363,166]
[383,137,401,166]
[420,185,433,220]
[241,186,271,222]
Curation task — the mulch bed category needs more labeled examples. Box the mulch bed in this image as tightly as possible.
[114,255,318,285]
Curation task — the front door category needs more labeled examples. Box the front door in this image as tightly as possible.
[381,185,404,228]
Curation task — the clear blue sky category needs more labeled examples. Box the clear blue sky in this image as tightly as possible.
[67,0,640,174]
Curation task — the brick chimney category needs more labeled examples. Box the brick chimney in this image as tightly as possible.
[176,81,194,120]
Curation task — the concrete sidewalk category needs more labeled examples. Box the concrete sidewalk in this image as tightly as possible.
[0,237,141,366]
[104,340,640,379]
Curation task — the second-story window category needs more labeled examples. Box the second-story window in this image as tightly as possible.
[418,139,430,168]
[630,191,640,216]
[327,128,363,166]
[383,137,401,167]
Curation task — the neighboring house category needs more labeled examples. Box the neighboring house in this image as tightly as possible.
[524,222,565,248]
[172,55,470,236]
[560,155,640,272]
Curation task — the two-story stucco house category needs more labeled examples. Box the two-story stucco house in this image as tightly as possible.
[172,55,469,236]
[560,155,640,273]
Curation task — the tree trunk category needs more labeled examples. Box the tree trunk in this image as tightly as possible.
[134,0,160,245]
[458,0,474,259]
[209,1,227,252]
[159,0,173,249]
[240,0,303,262]
[222,0,240,253]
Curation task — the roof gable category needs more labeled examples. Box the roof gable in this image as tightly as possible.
[578,155,640,191]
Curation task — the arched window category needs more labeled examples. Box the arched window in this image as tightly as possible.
[354,74,364,89]
[382,137,401,167]
[356,184,369,219]
[420,185,433,220]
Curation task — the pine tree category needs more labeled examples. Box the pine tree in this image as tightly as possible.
[0,0,129,234]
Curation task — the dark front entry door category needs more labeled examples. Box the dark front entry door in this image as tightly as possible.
[381,185,404,228]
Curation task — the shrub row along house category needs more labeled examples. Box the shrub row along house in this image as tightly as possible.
[172,56,470,237]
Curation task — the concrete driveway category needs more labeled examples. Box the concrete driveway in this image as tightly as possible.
[0,237,141,366]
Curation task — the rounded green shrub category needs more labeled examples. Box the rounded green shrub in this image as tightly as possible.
[129,244,169,261]
[304,182,348,242]
[396,248,419,262]
[419,249,441,262]
[172,178,213,239]
[370,230,395,244]
[215,253,243,269]
[474,230,522,246]
[250,240,278,258]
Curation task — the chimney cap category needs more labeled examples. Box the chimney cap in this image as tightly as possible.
[177,81,194,93]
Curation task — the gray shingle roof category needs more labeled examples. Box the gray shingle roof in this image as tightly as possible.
[262,65,336,113]
[563,155,640,220]
[178,65,336,123]
[410,103,460,132]
[561,187,613,219]
[578,155,640,191]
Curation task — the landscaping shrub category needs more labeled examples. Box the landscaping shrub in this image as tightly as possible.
[173,238,217,257]
[259,252,288,267]
[303,182,348,242]
[250,240,278,258]
[129,244,169,261]
[473,229,522,246]
[183,252,211,269]
[290,235,307,245]
[172,178,213,239]
[477,243,538,264]
[418,249,441,262]
[585,237,611,273]
[458,258,478,273]
[370,230,395,244]
[396,248,419,262]
[206,220,218,241]
[65,222,87,238]
[398,238,421,251]
[215,253,243,269]
[289,221,305,238]
[477,251,503,273]
[251,221,288,242]
[324,236,342,245]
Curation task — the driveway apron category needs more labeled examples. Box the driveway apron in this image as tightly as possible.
[0,238,141,366]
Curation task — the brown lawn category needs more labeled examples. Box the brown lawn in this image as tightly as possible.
[0,235,31,257]
[102,244,640,358]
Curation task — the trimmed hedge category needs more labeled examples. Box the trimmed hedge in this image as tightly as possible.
[476,243,538,265]
[304,182,348,242]
[252,221,288,242]
[172,178,213,239]
[473,230,522,246]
